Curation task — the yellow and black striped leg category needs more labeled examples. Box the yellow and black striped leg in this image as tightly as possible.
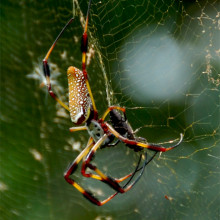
[80,134,129,192]
[106,123,183,152]
[64,137,94,179]
[64,135,119,206]
[81,150,157,204]
[81,149,144,184]
[80,0,97,114]
[43,18,74,111]
[81,138,154,194]
[64,137,101,204]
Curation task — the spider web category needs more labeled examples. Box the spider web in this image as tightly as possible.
[0,0,219,219]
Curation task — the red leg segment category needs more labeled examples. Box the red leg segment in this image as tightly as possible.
[105,123,183,152]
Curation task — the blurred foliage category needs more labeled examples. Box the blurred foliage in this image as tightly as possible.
[0,0,219,219]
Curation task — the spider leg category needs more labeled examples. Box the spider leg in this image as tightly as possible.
[81,149,142,184]
[81,0,97,114]
[106,123,183,152]
[64,135,119,206]
[64,137,93,178]
[116,153,146,185]
[43,18,74,111]
[101,106,126,121]
[69,126,87,132]
[80,152,148,205]
[81,137,154,194]
[80,145,157,205]
[121,151,158,189]
[110,151,158,199]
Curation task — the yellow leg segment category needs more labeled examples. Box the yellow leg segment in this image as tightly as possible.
[69,126,87,132]
[101,106,126,121]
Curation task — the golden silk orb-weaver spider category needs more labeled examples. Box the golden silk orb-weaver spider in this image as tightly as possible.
[42,0,183,206]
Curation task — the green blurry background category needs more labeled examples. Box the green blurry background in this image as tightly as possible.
[0,0,219,219]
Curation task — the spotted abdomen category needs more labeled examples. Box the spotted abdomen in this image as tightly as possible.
[67,66,91,125]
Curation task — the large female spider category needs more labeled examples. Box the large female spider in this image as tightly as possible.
[43,0,183,206]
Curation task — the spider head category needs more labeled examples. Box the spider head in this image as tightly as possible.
[67,66,92,125]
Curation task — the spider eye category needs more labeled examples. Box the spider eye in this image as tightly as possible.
[67,66,91,124]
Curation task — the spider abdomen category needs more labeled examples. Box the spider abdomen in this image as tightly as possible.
[67,66,91,125]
